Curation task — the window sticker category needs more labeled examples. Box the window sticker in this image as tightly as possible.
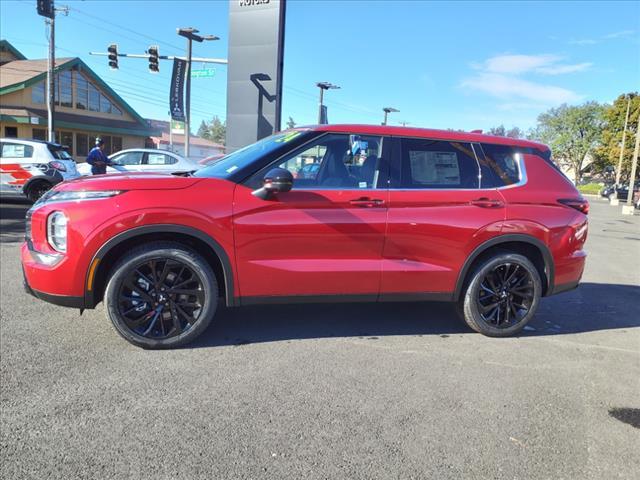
[274,131,301,143]
[359,181,367,189]
[226,165,239,173]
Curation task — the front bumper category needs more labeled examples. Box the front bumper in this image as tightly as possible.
[23,274,85,308]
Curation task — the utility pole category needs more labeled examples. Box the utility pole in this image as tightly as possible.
[316,82,340,124]
[47,13,55,142]
[177,28,219,158]
[382,107,399,126]
[622,115,639,215]
[615,95,631,186]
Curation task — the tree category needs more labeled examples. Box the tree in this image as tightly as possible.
[286,116,296,129]
[488,125,524,138]
[196,116,226,145]
[592,92,640,183]
[196,120,209,139]
[531,102,605,184]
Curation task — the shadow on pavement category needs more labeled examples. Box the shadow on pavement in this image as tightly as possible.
[0,198,31,244]
[191,282,640,348]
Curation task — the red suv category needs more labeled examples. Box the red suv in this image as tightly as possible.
[22,125,588,348]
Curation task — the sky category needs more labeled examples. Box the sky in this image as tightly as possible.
[1,0,639,133]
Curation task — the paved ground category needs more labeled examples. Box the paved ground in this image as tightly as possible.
[1,197,639,479]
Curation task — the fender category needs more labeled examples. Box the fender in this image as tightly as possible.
[84,224,235,308]
[453,234,555,301]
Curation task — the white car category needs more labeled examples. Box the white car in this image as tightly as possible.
[76,149,200,176]
[0,138,81,201]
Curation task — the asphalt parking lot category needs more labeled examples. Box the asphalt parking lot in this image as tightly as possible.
[1,197,639,479]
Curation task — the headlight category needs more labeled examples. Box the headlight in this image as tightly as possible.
[36,189,123,205]
[47,211,68,253]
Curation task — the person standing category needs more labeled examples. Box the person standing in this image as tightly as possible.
[86,138,112,175]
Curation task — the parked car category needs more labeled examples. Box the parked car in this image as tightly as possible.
[600,183,640,201]
[22,125,588,348]
[600,183,615,198]
[76,149,200,176]
[0,138,81,201]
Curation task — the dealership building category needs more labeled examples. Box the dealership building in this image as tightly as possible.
[0,40,154,158]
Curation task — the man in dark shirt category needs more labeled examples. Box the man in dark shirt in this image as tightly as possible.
[86,138,112,175]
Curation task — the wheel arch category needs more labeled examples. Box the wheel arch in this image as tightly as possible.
[85,224,235,308]
[22,175,58,197]
[454,234,554,301]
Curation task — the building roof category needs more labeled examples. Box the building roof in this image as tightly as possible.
[0,106,156,137]
[152,131,225,149]
[0,40,27,62]
[0,58,75,89]
[0,41,154,136]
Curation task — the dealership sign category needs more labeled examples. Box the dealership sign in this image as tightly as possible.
[226,0,286,152]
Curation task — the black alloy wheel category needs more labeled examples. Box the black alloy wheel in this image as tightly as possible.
[118,258,205,339]
[105,242,218,348]
[476,263,535,328]
[459,252,542,337]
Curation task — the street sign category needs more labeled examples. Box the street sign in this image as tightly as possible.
[191,68,215,78]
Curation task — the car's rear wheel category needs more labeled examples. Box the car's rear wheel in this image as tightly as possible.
[459,252,542,337]
[104,242,218,348]
[25,180,52,202]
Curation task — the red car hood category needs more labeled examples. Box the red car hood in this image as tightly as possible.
[57,172,204,191]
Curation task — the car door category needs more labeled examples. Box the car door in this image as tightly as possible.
[0,141,35,194]
[108,151,145,173]
[232,133,390,301]
[381,137,506,299]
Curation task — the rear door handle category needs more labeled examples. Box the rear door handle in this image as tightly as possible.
[349,197,385,208]
[470,197,504,208]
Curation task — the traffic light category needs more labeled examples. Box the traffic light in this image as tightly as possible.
[36,0,54,19]
[148,45,159,73]
[107,44,118,70]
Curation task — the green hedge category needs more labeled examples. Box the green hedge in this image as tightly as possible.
[577,183,602,195]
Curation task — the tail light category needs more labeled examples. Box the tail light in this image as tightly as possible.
[49,161,67,172]
[558,198,589,215]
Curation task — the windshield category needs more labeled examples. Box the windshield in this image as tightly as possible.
[194,130,306,179]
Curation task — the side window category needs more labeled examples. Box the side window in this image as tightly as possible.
[398,138,479,189]
[480,144,521,187]
[1,143,34,158]
[147,153,177,165]
[272,133,384,189]
[112,151,144,166]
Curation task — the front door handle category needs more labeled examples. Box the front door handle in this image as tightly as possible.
[349,197,385,208]
[470,197,504,208]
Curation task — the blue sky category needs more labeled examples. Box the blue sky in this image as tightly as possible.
[2,0,639,132]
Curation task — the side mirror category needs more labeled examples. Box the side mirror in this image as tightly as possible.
[252,168,293,200]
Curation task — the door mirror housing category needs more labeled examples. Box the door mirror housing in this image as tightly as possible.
[252,168,293,200]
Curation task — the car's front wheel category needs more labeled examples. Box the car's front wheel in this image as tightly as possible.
[104,242,218,348]
[459,252,542,337]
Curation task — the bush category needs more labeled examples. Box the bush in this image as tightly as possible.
[577,183,603,194]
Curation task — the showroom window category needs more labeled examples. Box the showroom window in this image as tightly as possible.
[32,128,46,141]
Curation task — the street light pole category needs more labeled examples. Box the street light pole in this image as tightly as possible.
[615,95,631,186]
[177,28,219,158]
[382,107,399,126]
[316,82,340,124]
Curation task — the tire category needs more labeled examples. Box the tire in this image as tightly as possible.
[104,242,218,348]
[25,180,52,202]
[458,252,542,337]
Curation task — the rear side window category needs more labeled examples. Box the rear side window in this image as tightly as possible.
[1,143,34,158]
[398,138,479,189]
[479,143,520,187]
[147,153,177,165]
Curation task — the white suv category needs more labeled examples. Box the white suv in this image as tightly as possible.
[0,139,81,201]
